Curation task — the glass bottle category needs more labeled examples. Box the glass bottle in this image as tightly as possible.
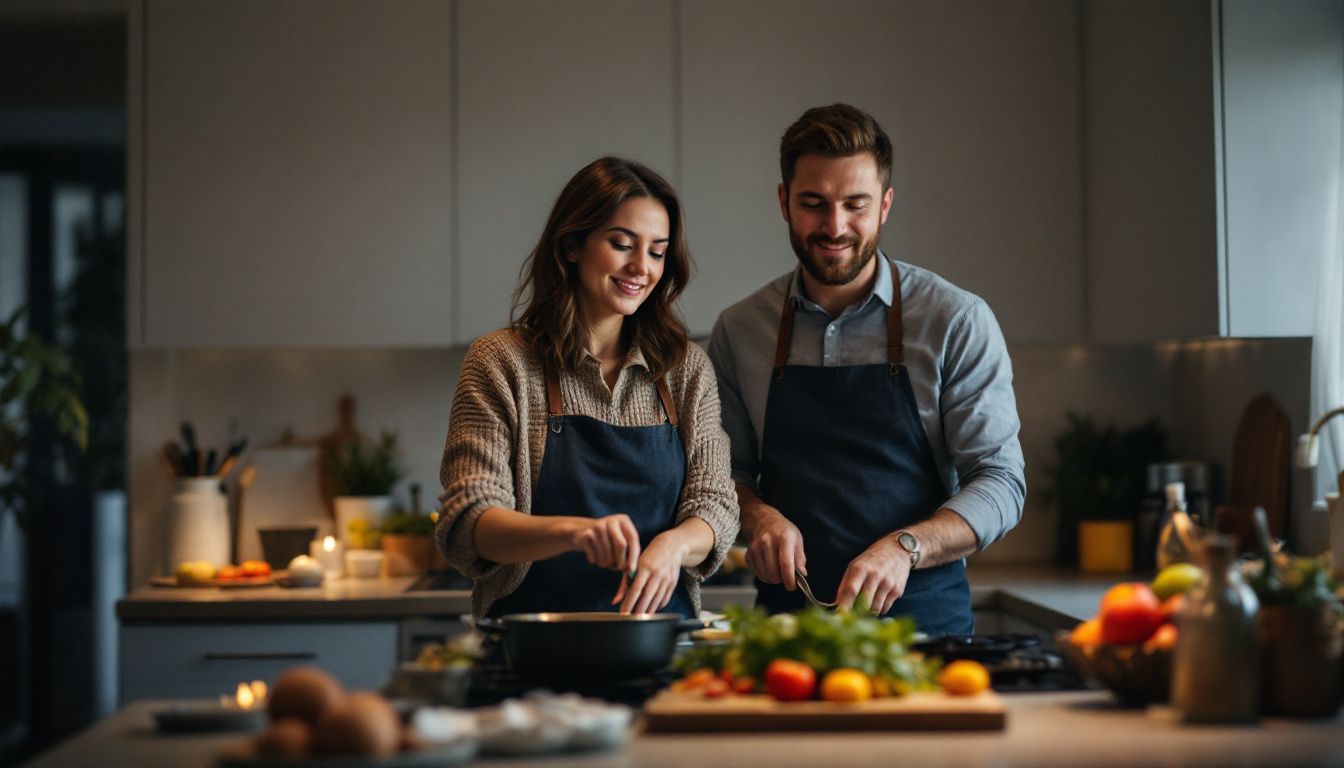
[1156,482,1198,570]
[1171,534,1260,724]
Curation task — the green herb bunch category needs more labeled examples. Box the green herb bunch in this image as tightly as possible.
[327,431,405,497]
[1243,553,1343,613]
[678,604,941,694]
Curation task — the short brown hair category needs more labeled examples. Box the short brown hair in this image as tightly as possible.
[779,103,893,191]
[511,157,691,380]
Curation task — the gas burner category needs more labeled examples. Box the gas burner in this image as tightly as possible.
[912,633,1042,662]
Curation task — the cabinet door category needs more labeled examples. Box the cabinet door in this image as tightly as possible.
[119,622,397,703]
[138,0,452,347]
[1221,0,1342,338]
[680,0,1082,343]
[454,0,676,344]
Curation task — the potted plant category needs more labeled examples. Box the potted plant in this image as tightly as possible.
[1045,413,1166,570]
[326,431,405,549]
[1244,551,1343,717]
[0,307,88,533]
[379,498,436,577]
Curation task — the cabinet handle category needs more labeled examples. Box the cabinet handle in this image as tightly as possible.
[201,651,317,662]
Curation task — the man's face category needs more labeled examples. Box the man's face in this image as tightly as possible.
[779,153,893,286]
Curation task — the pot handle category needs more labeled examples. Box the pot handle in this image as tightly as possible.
[475,617,508,636]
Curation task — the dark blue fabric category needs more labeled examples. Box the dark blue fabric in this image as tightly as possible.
[755,361,973,635]
[488,407,693,618]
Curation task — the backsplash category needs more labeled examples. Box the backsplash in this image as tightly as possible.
[127,338,1313,587]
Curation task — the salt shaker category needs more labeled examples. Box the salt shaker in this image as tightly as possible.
[1171,533,1260,724]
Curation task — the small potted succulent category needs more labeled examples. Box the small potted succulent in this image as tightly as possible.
[379,488,436,577]
[326,431,405,550]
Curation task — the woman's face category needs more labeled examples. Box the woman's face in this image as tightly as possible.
[569,196,670,326]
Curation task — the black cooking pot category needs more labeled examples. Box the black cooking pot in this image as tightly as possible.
[477,612,705,681]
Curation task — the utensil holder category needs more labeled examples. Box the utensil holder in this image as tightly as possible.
[166,477,230,569]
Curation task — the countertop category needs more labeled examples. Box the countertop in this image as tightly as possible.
[22,694,1344,768]
[116,566,1115,624]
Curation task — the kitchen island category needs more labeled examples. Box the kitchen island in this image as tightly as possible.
[22,693,1344,768]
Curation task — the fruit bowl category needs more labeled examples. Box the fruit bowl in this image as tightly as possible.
[1056,631,1171,707]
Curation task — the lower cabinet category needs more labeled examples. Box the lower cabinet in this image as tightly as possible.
[119,621,397,704]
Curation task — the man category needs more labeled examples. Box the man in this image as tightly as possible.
[707,104,1025,634]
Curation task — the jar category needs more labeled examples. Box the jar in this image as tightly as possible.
[165,477,230,569]
[1171,534,1260,724]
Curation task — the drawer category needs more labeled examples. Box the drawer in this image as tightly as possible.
[119,622,397,704]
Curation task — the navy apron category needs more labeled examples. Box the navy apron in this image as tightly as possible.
[754,266,973,635]
[488,360,694,618]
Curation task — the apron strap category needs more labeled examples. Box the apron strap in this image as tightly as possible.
[773,262,906,375]
[543,357,680,426]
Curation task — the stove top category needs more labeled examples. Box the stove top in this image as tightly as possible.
[913,633,1087,693]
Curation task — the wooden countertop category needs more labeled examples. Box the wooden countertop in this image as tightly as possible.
[22,694,1344,768]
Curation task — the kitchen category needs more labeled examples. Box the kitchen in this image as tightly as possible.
[3,0,1344,765]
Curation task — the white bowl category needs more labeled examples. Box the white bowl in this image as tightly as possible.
[344,549,384,578]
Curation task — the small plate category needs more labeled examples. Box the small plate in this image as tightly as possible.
[154,703,267,733]
[215,739,476,768]
[149,575,276,589]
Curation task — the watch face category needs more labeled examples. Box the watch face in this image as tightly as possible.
[898,532,918,552]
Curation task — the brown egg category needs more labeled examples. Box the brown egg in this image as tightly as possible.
[268,666,345,727]
[313,691,400,757]
[255,718,312,758]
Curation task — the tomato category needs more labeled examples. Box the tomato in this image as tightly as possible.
[1099,582,1163,644]
[820,668,873,703]
[731,676,757,695]
[1158,594,1185,626]
[216,565,241,581]
[702,679,730,698]
[682,669,716,690]
[763,659,816,702]
[240,560,272,578]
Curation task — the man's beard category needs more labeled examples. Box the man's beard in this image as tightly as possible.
[788,222,880,286]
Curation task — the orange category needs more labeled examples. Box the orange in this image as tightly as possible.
[820,668,873,703]
[938,660,991,696]
[1143,623,1178,651]
[1070,617,1102,647]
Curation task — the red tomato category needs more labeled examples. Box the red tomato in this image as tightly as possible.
[1099,582,1163,644]
[240,560,272,578]
[763,659,816,702]
[732,676,758,695]
[1158,594,1185,625]
[702,679,730,698]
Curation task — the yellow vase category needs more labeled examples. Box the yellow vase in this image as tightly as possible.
[1078,520,1134,573]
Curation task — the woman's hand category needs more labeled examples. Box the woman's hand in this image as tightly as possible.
[613,531,687,615]
[571,514,641,573]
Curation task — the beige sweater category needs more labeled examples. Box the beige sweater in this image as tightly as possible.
[436,329,740,617]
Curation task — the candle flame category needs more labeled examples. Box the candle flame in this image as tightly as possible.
[250,679,268,702]
[236,682,255,709]
[323,535,336,553]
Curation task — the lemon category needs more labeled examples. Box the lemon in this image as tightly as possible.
[1151,563,1203,601]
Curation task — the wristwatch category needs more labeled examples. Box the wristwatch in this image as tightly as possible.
[893,530,921,569]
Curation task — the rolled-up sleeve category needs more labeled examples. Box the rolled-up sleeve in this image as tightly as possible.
[435,337,520,578]
[938,300,1026,548]
[675,346,741,581]
[707,317,760,489]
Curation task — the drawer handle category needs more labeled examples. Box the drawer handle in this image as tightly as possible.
[201,651,317,662]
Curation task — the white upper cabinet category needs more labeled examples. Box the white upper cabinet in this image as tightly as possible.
[678,0,1083,343]
[452,0,676,345]
[1084,0,1342,343]
[134,0,453,347]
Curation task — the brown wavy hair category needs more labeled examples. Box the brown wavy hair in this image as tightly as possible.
[780,103,893,191]
[511,157,691,380]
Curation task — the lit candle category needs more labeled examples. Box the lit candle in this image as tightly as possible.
[310,535,344,577]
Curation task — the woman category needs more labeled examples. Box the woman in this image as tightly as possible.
[436,157,739,618]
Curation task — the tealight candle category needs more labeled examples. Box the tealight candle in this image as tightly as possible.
[310,535,344,577]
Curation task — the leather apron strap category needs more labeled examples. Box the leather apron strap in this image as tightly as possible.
[773,266,905,373]
[543,359,679,426]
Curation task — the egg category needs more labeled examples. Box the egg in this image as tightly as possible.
[255,718,312,758]
[314,691,401,756]
[268,666,345,728]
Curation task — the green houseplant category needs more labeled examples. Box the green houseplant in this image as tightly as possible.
[326,431,405,550]
[1244,552,1343,716]
[379,491,437,577]
[0,307,88,532]
[1045,413,1166,568]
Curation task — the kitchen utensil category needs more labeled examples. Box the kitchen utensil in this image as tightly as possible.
[476,612,705,681]
[643,689,1005,732]
[794,570,837,609]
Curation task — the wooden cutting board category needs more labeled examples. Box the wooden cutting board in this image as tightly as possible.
[642,690,1005,732]
[1228,393,1291,540]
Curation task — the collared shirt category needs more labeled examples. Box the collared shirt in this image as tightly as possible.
[706,253,1025,548]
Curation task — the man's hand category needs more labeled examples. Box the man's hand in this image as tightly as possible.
[836,536,911,615]
[571,514,640,573]
[744,506,806,591]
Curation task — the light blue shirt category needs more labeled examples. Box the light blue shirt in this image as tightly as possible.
[706,253,1026,549]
